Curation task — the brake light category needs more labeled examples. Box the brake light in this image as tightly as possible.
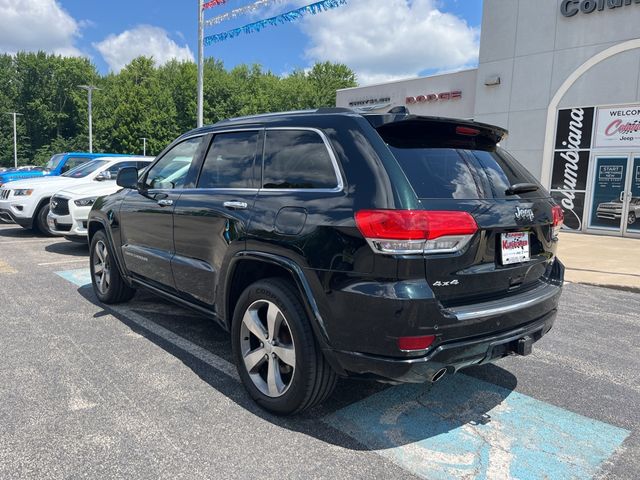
[456,126,480,136]
[552,205,564,238]
[398,335,436,351]
[355,210,478,255]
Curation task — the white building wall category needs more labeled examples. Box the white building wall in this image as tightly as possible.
[336,69,477,119]
[474,0,640,179]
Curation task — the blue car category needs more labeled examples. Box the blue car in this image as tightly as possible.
[0,152,134,187]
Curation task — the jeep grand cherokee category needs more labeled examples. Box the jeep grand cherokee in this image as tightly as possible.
[87,108,564,415]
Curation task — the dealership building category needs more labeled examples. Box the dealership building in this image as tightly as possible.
[337,0,640,238]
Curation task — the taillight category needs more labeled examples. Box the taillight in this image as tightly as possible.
[355,210,478,255]
[552,205,564,238]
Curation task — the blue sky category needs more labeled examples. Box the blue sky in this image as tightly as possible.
[1,0,483,85]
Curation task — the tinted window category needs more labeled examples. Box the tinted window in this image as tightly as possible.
[62,160,109,178]
[470,149,543,198]
[390,147,482,200]
[263,130,337,189]
[61,157,89,173]
[198,131,258,188]
[106,161,139,176]
[390,146,544,199]
[145,137,203,189]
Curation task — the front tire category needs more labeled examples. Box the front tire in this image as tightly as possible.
[89,230,136,304]
[231,278,337,415]
[35,203,54,236]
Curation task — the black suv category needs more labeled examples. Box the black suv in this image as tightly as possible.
[88,109,564,414]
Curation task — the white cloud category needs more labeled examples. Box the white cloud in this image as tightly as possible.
[94,25,194,73]
[0,0,83,56]
[299,0,479,85]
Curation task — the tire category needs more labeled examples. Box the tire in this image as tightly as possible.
[89,229,136,304]
[231,278,337,415]
[34,203,54,236]
[628,212,636,225]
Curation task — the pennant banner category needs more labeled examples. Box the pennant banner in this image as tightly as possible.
[205,0,287,27]
[204,0,347,45]
[203,0,226,9]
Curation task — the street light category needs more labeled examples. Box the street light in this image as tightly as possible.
[140,137,148,156]
[4,112,23,169]
[78,85,101,153]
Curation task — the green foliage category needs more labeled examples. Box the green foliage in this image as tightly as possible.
[0,52,358,167]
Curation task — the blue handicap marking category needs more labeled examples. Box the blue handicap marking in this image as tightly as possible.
[56,268,91,287]
[325,374,629,479]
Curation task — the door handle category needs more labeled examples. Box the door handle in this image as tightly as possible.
[223,201,248,210]
[157,199,174,207]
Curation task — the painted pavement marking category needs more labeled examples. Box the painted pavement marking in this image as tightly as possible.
[324,375,630,480]
[0,259,16,274]
[38,259,88,267]
[56,268,630,479]
[54,268,239,381]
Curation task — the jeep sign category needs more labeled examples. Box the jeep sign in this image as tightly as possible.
[561,0,640,18]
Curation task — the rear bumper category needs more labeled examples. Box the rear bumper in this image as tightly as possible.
[330,309,556,384]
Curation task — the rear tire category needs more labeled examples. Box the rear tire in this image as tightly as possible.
[35,203,54,236]
[89,229,136,304]
[231,278,337,415]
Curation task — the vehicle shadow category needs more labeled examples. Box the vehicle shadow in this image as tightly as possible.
[77,285,518,452]
[45,240,88,257]
[0,225,43,238]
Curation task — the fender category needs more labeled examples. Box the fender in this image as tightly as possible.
[87,216,133,288]
[225,251,330,345]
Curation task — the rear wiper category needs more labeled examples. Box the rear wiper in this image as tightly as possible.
[505,183,539,196]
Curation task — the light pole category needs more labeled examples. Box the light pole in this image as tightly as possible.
[140,137,148,156]
[197,0,204,128]
[4,112,23,169]
[78,85,101,153]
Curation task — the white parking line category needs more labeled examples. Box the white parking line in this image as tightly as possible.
[109,304,240,382]
[0,239,63,245]
[38,259,88,266]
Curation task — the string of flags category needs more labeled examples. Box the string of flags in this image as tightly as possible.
[202,0,347,45]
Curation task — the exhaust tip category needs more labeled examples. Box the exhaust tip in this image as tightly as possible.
[431,368,448,383]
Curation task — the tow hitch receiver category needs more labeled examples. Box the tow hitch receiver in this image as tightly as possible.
[517,336,533,356]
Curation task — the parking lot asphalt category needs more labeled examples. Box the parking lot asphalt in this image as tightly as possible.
[0,223,638,479]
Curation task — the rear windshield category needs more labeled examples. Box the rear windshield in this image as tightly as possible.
[380,122,545,199]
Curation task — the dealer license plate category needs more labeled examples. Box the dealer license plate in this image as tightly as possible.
[501,232,530,265]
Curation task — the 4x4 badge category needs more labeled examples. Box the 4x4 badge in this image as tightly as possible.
[515,206,535,222]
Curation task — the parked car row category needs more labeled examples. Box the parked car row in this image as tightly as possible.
[0,108,565,415]
[0,154,152,236]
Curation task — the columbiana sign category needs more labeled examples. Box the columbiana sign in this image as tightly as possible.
[561,0,640,17]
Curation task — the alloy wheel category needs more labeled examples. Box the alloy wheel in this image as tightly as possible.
[93,240,111,295]
[628,212,636,225]
[240,300,296,398]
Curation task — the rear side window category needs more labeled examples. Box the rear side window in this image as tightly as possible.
[263,130,338,190]
[198,131,259,189]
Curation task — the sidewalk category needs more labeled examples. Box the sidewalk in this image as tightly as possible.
[557,232,640,291]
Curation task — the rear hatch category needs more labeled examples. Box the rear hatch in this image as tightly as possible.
[373,117,561,307]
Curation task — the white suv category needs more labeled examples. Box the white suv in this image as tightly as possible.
[48,158,153,240]
[0,157,151,235]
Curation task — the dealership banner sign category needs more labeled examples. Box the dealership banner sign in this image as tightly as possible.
[595,106,640,148]
[551,107,595,231]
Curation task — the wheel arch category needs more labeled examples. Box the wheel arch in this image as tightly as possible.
[224,252,330,346]
[88,217,131,286]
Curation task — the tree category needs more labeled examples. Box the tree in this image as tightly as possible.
[0,52,359,164]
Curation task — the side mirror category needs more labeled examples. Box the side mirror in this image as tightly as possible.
[95,171,112,182]
[116,167,139,189]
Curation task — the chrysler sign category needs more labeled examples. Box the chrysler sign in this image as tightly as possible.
[561,0,640,17]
